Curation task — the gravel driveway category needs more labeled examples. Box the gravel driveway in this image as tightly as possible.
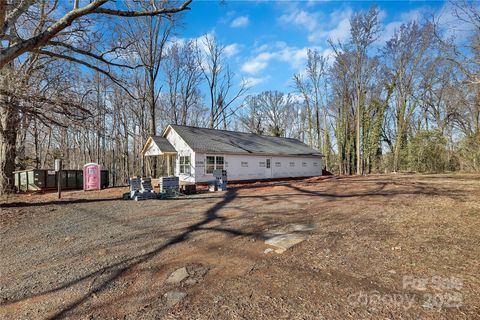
[1,175,479,319]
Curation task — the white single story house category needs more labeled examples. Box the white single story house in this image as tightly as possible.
[142,124,323,183]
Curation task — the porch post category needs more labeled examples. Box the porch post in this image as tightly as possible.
[167,155,171,177]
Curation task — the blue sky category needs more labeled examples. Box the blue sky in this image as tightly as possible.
[174,0,457,96]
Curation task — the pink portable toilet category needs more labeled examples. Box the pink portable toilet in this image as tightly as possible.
[83,163,101,191]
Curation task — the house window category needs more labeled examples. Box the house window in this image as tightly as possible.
[302,162,307,167]
[290,162,295,167]
[266,159,271,169]
[206,156,224,174]
[180,156,191,174]
[259,161,266,167]
[241,161,248,167]
[275,162,281,167]
[206,156,215,174]
[313,162,319,167]
[216,156,224,170]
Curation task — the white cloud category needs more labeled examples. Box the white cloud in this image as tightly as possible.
[231,16,249,28]
[253,43,270,53]
[400,9,424,22]
[277,47,310,70]
[245,76,270,86]
[321,47,336,66]
[435,2,476,43]
[377,21,402,45]
[256,52,275,61]
[241,59,269,74]
[242,44,321,75]
[224,43,240,57]
[378,8,388,22]
[279,10,319,31]
[241,50,276,74]
[308,8,352,43]
[191,31,215,55]
[278,5,353,44]
[376,7,436,46]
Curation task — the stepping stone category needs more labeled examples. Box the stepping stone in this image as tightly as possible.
[265,233,306,252]
[163,291,187,307]
[165,267,189,284]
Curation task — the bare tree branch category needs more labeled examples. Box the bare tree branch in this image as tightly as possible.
[0,0,192,69]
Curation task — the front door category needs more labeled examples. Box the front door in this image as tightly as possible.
[265,158,272,179]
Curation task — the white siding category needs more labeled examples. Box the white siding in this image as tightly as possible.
[165,129,196,183]
[270,156,322,179]
[194,153,322,183]
[164,126,323,183]
[144,140,161,156]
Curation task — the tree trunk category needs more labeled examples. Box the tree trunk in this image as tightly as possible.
[0,101,18,194]
[315,105,321,150]
[393,99,407,172]
[306,103,312,147]
[34,117,40,169]
[149,91,156,136]
[322,109,329,171]
[356,84,361,175]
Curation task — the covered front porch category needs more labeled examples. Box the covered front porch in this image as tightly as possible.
[141,137,177,178]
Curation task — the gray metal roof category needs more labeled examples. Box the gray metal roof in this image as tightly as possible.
[152,136,177,153]
[164,125,322,156]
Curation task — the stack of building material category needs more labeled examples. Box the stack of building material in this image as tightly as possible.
[213,169,228,191]
[141,177,154,192]
[160,176,179,195]
[208,170,228,192]
[126,177,141,199]
[123,177,157,200]
[135,177,157,200]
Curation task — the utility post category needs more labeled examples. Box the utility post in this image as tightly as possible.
[55,159,62,199]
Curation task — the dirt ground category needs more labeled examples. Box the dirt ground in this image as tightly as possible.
[0,174,479,319]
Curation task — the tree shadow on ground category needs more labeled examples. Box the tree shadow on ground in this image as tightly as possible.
[1,177,469,318]
[0,197,118,208]
[179,179,466,203]
[1,188,266,319]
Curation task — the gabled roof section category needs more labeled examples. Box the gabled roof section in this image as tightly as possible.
[142,136,177,156]
[163,124,322,156]
[152,137,177,153]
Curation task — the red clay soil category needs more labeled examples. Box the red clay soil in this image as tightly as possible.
[0,174,479,319]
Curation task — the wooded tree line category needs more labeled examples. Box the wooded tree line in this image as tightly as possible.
[1,1,479,194]
[240,3,480,175]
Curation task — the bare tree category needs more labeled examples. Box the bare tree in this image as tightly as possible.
[384,22,433,172]
[0,0,190,193]
[123,3,177,136]
[248,91,295,137]
[350,6,381,174]
[197,34,249,129]
[0,0,191,69]
[239,95,265,135]
[294,49,329,160]
[164,40,202,125]
[293,73,313,146]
